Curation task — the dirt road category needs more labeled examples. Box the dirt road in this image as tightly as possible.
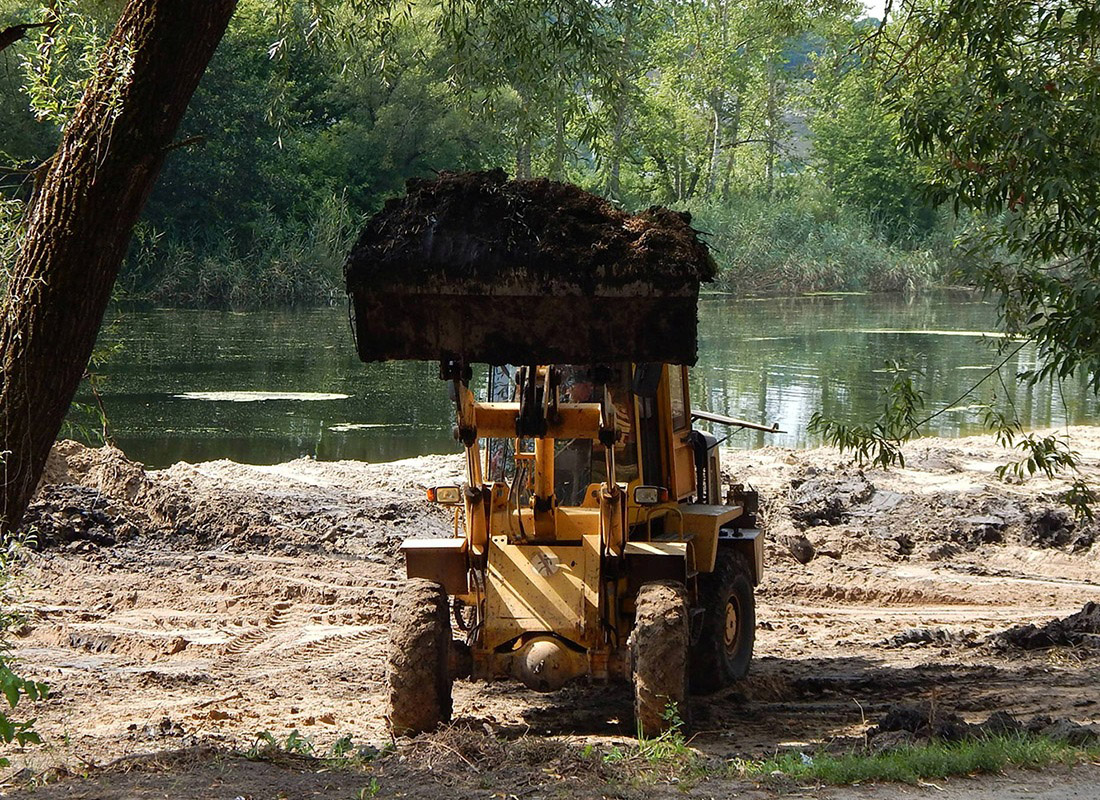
[1,429,1098,797]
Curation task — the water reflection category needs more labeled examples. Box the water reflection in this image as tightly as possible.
[691,292,1098,448]
[73,292,1099,468]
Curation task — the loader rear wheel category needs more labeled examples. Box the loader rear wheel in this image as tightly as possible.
[690,549,755,693]
[630,581,691,737]
[387,579,453,736]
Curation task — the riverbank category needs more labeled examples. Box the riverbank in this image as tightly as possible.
[2,428,1099,796]
[116,195,959,309]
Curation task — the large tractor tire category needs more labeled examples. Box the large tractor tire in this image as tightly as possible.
[630,580,691,737]
[690,549,756,693]
[386,578,453,736]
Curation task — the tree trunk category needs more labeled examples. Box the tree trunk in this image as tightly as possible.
[550,99,566,180]
[0,0,237,533]
[721,95,741,201]
[515,135,532,179]
[605,0,634,200]
[705,93,723,198]
[607,113,623,199]
[764,58,778,198]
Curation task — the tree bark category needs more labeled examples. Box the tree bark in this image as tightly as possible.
[605,0,634,200]
[0,0,237,533]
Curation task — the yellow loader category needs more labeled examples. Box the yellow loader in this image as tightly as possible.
[345,171,770,736]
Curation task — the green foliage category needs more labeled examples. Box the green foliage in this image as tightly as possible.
[602,702,698,778]
[245,729,381,770]
[882,0,1100,390]
[808,360,924,468]
[810,49,934,237]
[0,531,47,768]
[0,0,962,306]
[691,189,946,293]
[980,407,1096,520]
[246,728,316,760]
[17,0,119,126]
[123,191,356,307]
[352,780,381,799]
[734,734,1100,785]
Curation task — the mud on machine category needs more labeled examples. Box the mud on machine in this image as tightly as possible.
[345,171,772,736]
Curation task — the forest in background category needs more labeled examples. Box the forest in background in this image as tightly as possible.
[1,0,963,307]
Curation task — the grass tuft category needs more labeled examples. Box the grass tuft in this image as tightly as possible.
[731,734,1100,786]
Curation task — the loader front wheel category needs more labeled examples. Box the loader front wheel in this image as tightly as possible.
[387,579,453,736]
[630,581,691,737]
[690,550,755,693]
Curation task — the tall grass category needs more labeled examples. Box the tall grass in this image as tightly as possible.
[688,192,960,294]
[116,185,964,308]
[120,192,360,308]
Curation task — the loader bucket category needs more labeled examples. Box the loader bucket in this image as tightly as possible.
[345,170,715,366]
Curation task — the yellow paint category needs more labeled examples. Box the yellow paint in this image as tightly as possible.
[483,536,601,650]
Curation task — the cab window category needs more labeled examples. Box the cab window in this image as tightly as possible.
[668,366,688,430]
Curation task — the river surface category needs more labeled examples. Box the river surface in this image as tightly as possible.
[74,291,1100,468]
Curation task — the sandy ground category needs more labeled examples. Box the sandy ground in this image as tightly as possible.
[1,428,1099,798]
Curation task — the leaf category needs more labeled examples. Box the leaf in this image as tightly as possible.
[1,678,20,710]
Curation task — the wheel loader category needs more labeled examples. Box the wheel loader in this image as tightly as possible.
[344,171,770,737]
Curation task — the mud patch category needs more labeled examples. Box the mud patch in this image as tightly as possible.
[788,468,874,528]
[1024,508,1096,552]
[7,427,1100,791]
[880,628,978,649]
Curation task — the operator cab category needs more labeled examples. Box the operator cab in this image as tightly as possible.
[480,363,726,527]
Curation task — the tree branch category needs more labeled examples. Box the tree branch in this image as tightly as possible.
[0,22,48,55]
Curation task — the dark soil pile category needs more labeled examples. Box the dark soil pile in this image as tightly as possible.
[1023,508,1096,552]
[21,485,144,549]
[787,467,875,528]
[345,169,715,292]
[23,441,456,557]
[990,602,1100,650]
[869,704,1100,747]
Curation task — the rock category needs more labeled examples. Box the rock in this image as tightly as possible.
[781,533,816,564]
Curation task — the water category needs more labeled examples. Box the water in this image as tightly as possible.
[74,292,1100,468]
